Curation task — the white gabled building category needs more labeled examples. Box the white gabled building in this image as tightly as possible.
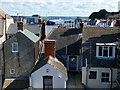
[29,40,68,89]
[30,56,68,89]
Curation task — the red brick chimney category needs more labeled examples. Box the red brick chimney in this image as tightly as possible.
[44,40,56,57]
[17,17,24,31]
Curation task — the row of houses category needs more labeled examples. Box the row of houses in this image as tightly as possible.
[0,9,120,89]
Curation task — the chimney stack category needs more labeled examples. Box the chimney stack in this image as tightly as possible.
[80,22,84,33]
[41,20,46,40]
[17,17,24,31]
[38,18,42,23]
[44,40,56,57]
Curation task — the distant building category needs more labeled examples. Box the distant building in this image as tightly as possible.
[82,27,120,89]
[29,40,68,89]
[3,26,40,89]
[12,14,41,24]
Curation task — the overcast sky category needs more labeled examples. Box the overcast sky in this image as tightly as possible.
[0,0,119,16]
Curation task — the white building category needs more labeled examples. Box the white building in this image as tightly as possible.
[29,56,68,89]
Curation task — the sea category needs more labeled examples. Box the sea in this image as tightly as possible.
[46,17,88,35]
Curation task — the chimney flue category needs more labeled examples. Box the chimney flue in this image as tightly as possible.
[41,21,46,40]
[17,17,24,31]
[44,40,56,57]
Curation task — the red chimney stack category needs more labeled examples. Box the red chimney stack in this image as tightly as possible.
[44,40,56,57]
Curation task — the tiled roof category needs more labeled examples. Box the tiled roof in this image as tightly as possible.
[46,28,82,55]
[19,29,40,43]
[7,24,42,34]
[0,19,4,37]
[32,55,67,77]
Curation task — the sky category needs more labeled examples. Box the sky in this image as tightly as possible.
[0,0,119,17]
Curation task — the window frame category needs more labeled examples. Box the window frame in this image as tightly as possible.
[96,45,115,59]
[88,71,97,80]
[10,69,16,74]
[12,42,18,52]
[101,72,110,84]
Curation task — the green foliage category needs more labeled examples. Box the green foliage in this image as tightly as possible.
[89,9,119,20]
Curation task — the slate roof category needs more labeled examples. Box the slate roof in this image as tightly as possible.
[7,24,42,34]
[0,19,4,37]
[19,29,40,43]
[0,9,11,18]
[32,55,67,77]
[46,28,82,55]
[82,27,120,68]
[3,78,29,89]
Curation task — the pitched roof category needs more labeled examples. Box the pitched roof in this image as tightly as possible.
[0,19,4,37]
[19,29,40,43]
[3,78,29,89]
[0,9,11,18]
[82,27,120,68]
[46,28,82,55]
[7,24,42,34]
[32,55,67,77]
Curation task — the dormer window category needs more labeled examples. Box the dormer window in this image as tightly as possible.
[12,42,18,52]
[96,43,115,59]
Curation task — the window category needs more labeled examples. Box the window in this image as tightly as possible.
[12,42,18,52]
[89,71,97,79]
[69,56,77,71]
[96,43,115,59]
[101,72,110,83]
[10,69,15,74]
[43,76,53,90]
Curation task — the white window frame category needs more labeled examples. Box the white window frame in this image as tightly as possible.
[88,71,97,80]
[96,45,115,59]
[10,69,16,74]
[12,42,18,52]
[101,71,110,84]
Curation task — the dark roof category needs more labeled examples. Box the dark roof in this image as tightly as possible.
[0,9,11,18]
[46,28,82,55]
[7,24,42,35]
[82,27,120,68]
[3,77,29,89]
[32,55,67,77]
[0,19,4,37]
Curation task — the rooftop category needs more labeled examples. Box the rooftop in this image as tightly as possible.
[32,55,67,77]
[46,28,82,55]
[19,29,40,43]
[7,23,42,34]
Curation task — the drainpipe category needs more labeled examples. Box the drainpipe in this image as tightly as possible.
[5,14,7,40]
[110,68,113,89]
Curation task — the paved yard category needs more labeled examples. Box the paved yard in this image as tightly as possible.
[67,72,85,90]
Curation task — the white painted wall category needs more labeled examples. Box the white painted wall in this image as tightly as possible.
[0,18,13,47]
[30,64,68,88]
[82,67,118,88]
